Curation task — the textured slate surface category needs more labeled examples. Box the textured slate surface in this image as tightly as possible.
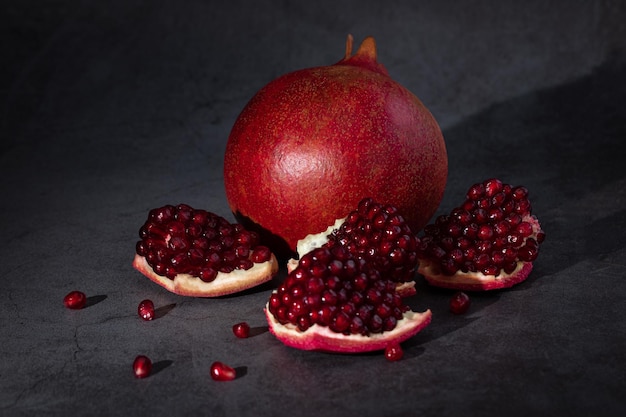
[2,1,626,416]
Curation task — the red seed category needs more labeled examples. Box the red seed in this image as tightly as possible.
[232,322,251,338]
[138,299,155,321]
[384,343,404,361]
[450,291,471,314]
[64,291,87,310]
[210,361,237,381]
[133,355,152,379]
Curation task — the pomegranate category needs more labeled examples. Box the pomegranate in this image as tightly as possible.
[266,245,431,353]
[210,361,237,381]
[287,198,420,296]
[133,204,278,297]
[224,35,447,257]
[133,355,152,379]
[417,178,545,291]
[64,291,87,310]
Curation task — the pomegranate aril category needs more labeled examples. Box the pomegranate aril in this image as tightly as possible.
[384,343,404,361]
[133,355,152,379]
[270,245,413,336]
[64,291,87,310]
[138,299,155,321]
[232,322,251,338]
[210,361,237,381]
[450,291,471,314]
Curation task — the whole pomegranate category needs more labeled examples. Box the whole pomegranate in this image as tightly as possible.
[224,35,447,257]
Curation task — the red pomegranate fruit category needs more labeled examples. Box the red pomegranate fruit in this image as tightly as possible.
[133,204,278,297]
[224,35,447,257]
[417,178,545,291]
[266,245,431,353]
[287,198,420,296]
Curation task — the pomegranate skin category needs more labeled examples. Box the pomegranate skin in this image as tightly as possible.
[224,36,447,257]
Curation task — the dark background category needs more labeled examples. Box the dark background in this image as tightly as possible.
[2,1,625,416]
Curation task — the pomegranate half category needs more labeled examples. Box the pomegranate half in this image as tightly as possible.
[224,35,447,257]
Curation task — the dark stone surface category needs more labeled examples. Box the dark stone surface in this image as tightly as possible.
[2,1,625,416]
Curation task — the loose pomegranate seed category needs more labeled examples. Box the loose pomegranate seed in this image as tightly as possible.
[210,361,237,381]
[136,204,272,280]
[138,299,155,321]
[449,291,471,314]
[384,343,404,361]
[232,322,251,338]
[133,355,152,379]
[64,291,87,309]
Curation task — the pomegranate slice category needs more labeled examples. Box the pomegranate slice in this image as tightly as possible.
[287,198,420,297]
[417,178,545,291]
[266,245,431,353]
[133,204,278,297]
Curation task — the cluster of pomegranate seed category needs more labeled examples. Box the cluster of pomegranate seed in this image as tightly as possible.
[64,291,87,310]
[326,198,419,283]
[269,245,410,335]
[135,204,272,281]
[417,178,545,277]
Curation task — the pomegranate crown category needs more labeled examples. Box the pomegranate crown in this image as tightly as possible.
[336,34,389,76]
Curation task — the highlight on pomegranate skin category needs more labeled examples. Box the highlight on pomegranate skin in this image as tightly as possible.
[266,245,432,354]
[417,178,545,291]
[132,203,278,297]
